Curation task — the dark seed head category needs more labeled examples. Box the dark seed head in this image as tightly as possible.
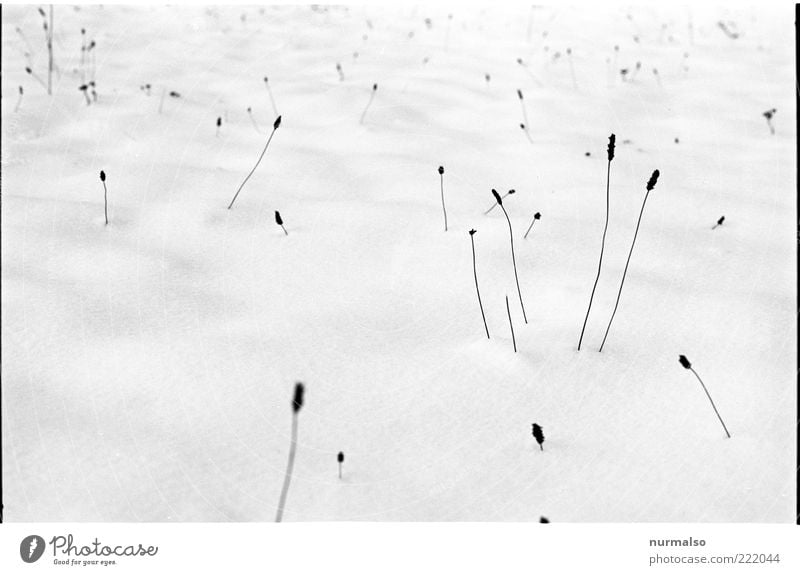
[491,189,502,205]
[337,451,344,463]
[540,516,550,523]
[520,123,526,130]
[438,166,444,175]
[717,216,725,225]
[292,382,304,412]
[646,169,660,191]
[19,85,24,94]
[607,133,616,161]
[508,189,516,195]
[100,170,106,182]
[372,83,378,91]
[274,211,283,225]
[517,89,523,100]
[678,355,692,369]
[25,66,32,74]
[273,115,282,130]
[469,229,476,236]
[216,117,221,126]
[534,212,541,220]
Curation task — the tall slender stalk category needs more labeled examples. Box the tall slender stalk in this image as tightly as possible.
[469,230,489,339]
[275,382,304,522]
[228,115,281,210]
[359,83,377,124]
[493,189,527,324]
[100,170,108,225]
[578,134,615,350]
[679,356,730,438]
[505,295,517,352]
[599,169,659,352]
[438,166,447,231]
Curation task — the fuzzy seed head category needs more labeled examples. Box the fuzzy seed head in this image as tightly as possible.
[292,382,304,412]
[679,355,692,369]
[216,117,221,126]
[517,89,523,100]
[273,115,282,130]
[646,169,660,191]
[607,133,616,161]
[100,170,106,182]
[372,83,378,91]
[337,452,344,463]
[534,212,541,220]
[469,229,476,236]
[491,189,502,205]
[438,166,444,175]
[275,211,283,225]
[508,189,516,195]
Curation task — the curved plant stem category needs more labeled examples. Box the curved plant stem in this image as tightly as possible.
[599,188,650,352]
[578,160,611,350]
[690,367,731,438]
[228,127,277,210]
[498,202,527,324]
[275,412,298,522]
[470,233,489,339]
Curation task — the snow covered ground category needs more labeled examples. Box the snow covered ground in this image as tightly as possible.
[1,3,795,522]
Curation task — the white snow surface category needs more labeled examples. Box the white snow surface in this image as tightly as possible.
[1,3,796,522]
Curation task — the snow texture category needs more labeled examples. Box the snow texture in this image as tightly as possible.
[1,4,795,522]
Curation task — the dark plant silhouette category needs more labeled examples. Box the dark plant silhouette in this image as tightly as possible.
[228,115,282,210]
[469,230,490,338]
[492,189,527,324]
[523,212,541,239]
[276,382,305,522]
[99,170,108,225]
[679,355,730,438]
[599,169,659,352]
[578,134,615,350]
[438,166,447,231]
[505,295,517,352]
[275,211,288,235]
[532,423,544,450]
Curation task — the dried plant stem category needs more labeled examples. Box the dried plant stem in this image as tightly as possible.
[578,159,611,350]
[598,188,651,352]
[440,173,448,231]
[102,181,108,225]
[689,367,731,438]
[498,202,527,324]
[470,232,490,339]
[505,295,517,352]
[228,125,278,210]
[275,412,298,522]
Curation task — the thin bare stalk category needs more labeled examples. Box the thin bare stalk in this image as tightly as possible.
[598,174,654,352]
[497,199,528,324]
[690,367,731,438]
[505,295,517,352]
[578,160,611,350]
[469,230,489,339]
[228,116,281,210]
[275,412,298,522]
